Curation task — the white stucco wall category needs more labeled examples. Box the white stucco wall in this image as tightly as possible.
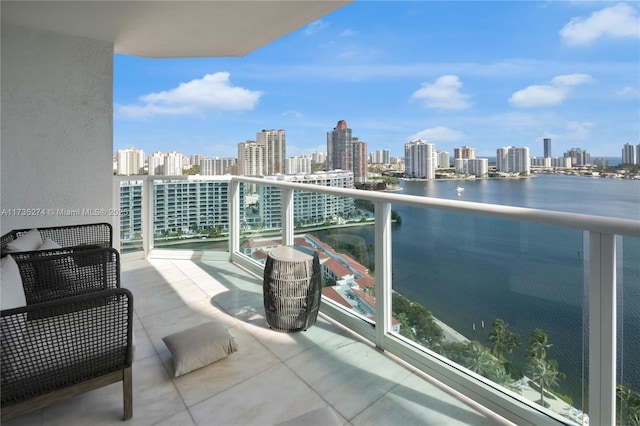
[1,24,114,234]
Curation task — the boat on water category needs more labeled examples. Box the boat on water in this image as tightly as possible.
[456,187,464,195]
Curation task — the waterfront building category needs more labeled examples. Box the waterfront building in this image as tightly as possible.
[370,149,391,165]
[551,157,572,168]
[404,139,435,179]
[436,150,451,169]
[116,146,145,175]
[201,157,236,176]
[564,148,591,167]
[454,158,489,177]
[530,157,552,168]
[237,140,265,176]
[544,138,552,158]
[622,143,637,165]
[148,151,184,176]
[496,146,530,174]
[118,180,143,241]
[285,156,312,174]
[454,146,476,159]
[593,158,609,168]
[257,129,286,175]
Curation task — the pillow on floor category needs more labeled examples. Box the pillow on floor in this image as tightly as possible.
[162,321,238,377]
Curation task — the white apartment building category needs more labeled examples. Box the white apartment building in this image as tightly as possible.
[237,140,265,176]
[201,157,236,176]
[551,157,572,168]
[404,139,435,179]
[496,146,530,174]
[285,156,312,174]
[257,129,286,175]
[148,151,184,176]
[116,146,145,175]
[436,150,450,169]
[454,158,488,177]
[311,152,326,165]
[190,154,203,167]
[454,146,476,159]
[530,157,552,168]
[564,148,591,167]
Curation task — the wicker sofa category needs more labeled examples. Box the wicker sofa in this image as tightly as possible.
[1,246,133,421]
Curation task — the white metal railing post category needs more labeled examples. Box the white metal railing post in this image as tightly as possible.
[112,178,121,253]
[142,176,154,258]
[282,188,294,246]
[374,201,393,349]
[588,231,616,425]
[229,180,240,255]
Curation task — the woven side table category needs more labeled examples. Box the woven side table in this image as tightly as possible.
[263,245,321,331]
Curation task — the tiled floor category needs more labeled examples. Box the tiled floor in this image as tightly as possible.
[4,250,512,426]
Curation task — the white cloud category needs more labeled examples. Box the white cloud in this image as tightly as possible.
[116,72,262,119]
[411,75,472,110]
[304,20,329,36]
[409,126,465,142]
[560,3,640,45]
[509,85,567,107]
[340,29,358,37]
[616,86,640,97]
[551,73,595,86]
[509,73,593,107]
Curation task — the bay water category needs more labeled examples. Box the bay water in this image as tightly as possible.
[315,174,640,408]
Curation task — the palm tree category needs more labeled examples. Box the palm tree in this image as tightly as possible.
[527,328,552,361]
[529,358,562,406]
[488,318,519,361]
[464,342,497,377]
[618,384,640,426]
[489,365,521,393]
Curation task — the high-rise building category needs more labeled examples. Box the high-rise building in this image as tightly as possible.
[116,146,145,175]
[543,138,552,158]
[201,157,236,175]
[404,139,435,179]
[326,120,367,184]
[190,154,203,167]
[637,144,640,166]
[327,120,353,172]
[148,151,184,176]
[311,152,326,165]
[257,129,286,175]
[454,146,475,159]
[436,150,450,169]
[622,143,637,165]
[564,148,591,167]
[285,156,312,174]
[496,146,530,174]
[237,140,265,176]
[352,138,368,184]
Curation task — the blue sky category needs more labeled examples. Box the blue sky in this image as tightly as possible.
[114,1,640,159]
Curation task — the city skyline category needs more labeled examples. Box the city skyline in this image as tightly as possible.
[114,2,639,159]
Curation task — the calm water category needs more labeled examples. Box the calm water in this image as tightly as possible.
[315,174,640,408]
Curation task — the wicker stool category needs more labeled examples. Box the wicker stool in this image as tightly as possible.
[263,245,321,331]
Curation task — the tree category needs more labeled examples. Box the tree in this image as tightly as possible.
[464,342,497,377]
[489,365,521,394]
[618,384,640,426]
[488,318,519,361]
[527,328,552,361]
[528,358,562,407]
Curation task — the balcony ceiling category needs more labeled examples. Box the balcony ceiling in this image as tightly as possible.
[1,0,352,58]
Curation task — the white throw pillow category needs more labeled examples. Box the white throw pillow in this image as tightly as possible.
[1,255,26,309]
[4,229,43,253]
[38,238,62,250]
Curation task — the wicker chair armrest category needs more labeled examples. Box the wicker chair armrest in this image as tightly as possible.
[11,247,120,305]
[1,288,134,407]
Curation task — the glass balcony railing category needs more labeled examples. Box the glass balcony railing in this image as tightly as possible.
[115,174,640,426]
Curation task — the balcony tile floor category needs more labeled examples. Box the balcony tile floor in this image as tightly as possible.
[4,250,512,426]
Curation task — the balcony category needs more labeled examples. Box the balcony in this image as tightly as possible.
[3,249,510,426]
[107,175,640,426]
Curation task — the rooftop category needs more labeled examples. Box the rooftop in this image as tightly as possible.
[3,250,511,426]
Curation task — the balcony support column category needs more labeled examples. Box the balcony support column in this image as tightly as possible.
[229,180,240,255]
[142,177,154,258]
[374,202,392,349]
[282,188,294,246]
[588,231,616,426]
